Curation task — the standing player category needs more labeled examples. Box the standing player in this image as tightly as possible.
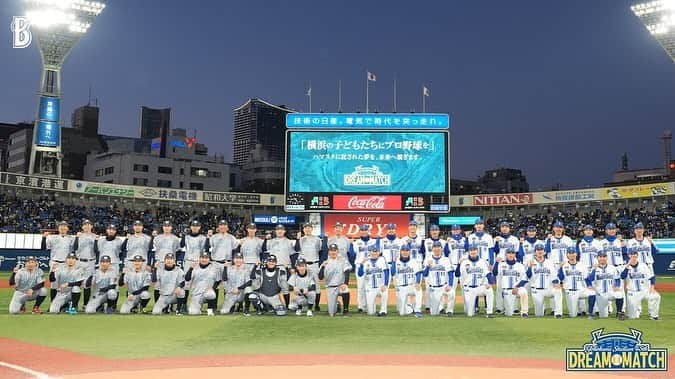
[357,244,390,317]
[95,224,125,275]
[391,245,423,317]
[180,220,209,270]
[492,248,528,317]
[295,222,323,311]
[545,221,574,271]
[262,224,295,307]
[493,221,520,314]
[327,222,351,261]
[467,219,495,265]
[585,251,625,320]
[558,247,594,318]
[151,253,186,315]
[119,255,152,314]
[626,222,656,274]
[220,252,253,315]
[601,223,625,270]
[404,220,425,265]
[121,221,153,272]
[248,255,289,316]
[184,252,219,316]
[423,241,455,317]
[349,225,380,313]
[42,221,75,302]
[287,258,317,317]
[153,221,181,304]
[49,252,85,314]
[526,244,562,318]
[457,244,495,318]
[577,225,603,274]
[84,255,118,314]
[239,223,264,270]
[9,256,47,314]
[519,225,543,267]
[621,249,660,320]
[446,224,468,270]
[73,219,97,310]
[319,243,352,317]
[381,223,405,265]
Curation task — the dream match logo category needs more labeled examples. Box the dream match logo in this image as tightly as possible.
[343,165,390,187]
[566,328,667,371]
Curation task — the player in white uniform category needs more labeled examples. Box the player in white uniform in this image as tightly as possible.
[586,251,625,320]
[357,244,390,316]
[526,244,562,318]
[621,249,660,320]
[576,224,603,274]
[492,248,528,317]
[423,241,455,316]
[349,225,380,313]
[457,244,495,318]
[558,247,593,318]
[626,222,656,275]
[601,223,627,313]
[545,221,574,271]
[519,225,543,268]
[466,219,494,314]
[421,224,448,312]
[446,224,468,301]
[404,220,424,265]
[493,221,521,314]
[381,223,405,264]
[391,245,423,317]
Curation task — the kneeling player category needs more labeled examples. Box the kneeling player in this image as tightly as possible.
[84,255,118,314]
[357,245,390,316]
[558,247,593,318]
[152,253,186,315]
[526,244,562,318]
[458,244,495,317]
[392,245,423,317]
[288,258,317,317]
[319,243,352,317]
[586,251,625,320]
[248,255,288,316]
[423,241,454,317]
[185,252,219,316]
[9,256,47,314]
[622,249,660,320]
[220,252,252,315]
[119,255,151,314]
[492,248,528,318]
[49,252,85,314]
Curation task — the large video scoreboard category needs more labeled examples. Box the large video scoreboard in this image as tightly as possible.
[284,113,450,213]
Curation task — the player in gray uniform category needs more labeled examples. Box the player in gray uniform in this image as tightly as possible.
[49,252,85,314]
[319,243,352,316]
[84,255,119,314]
[287,258,318,317]
[9,256,47,314]
[121,221,153,272]
[208,220,239,308]
[184,251,219,316]
[262,224,296,307]
[179,220,209,313]
[42,221,75,302]
[237,223,263,314]
[151,253,186,315]
[153,221,181,304]
[326,222,351,260]
[248,255,289,316]
[220,252,253,314]
[295,222,324,311]
[73,219,97,309]
[119,255,152,314]
[94,224,125,274]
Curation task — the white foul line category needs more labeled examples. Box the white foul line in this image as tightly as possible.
[0,361,54,379]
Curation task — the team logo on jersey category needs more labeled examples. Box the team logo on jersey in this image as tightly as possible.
[566,328,667,371]
[343,165,391,187]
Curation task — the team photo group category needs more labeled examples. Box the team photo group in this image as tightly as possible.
[8,217,662,320]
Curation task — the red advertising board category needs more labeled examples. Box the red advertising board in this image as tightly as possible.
[332,195,401,211]
[472,193,533,206]
[323,213,411,238]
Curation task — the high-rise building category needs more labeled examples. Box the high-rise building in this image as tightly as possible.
[71,104,99,137]
[478,168,529,194]
[233,98,293,166]
[140,106,171,140]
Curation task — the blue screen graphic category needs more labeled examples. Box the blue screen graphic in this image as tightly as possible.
[35,121,60,147]
[287,131,447,194]
[38,96,59,122]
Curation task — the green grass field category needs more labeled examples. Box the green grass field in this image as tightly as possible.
[0,273,673,360]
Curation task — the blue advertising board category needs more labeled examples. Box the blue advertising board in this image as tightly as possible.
[286,113,449,129]
[438,216,480,226]
[35,120,60,147]
[253,215,297,225]
[286,131,448,194]
[38,96,59,122]
[0,249,49,271]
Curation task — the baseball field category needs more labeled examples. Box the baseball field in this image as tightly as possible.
[0,273,673,379]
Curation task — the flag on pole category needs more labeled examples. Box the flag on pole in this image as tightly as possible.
[306,86,312,96]
[367,71,377,82]
[423,86,430,97]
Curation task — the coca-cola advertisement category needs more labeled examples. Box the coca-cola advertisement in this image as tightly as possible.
[323,213,411,238]
[332,195,401,211]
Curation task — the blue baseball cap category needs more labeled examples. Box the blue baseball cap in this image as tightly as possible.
[534,244,545,251]
[408,220,418,226]
[566,246,577,254]
[400,244,411,251]
[451,224,461,230]
[386,223,397,229]
[499,221,510,227]
[605,223,616,230]
[359,224,370,231]
[596,251,607,256]
[634,222,644,229]
[432,240,443,248]
[583,224,593,230]
[429,224,440,231]
[367,244,379,251]
[527,225,536,231]
[628,248,638,255]
[468,244,479,250]
[505,247,516,254]
[553,221,564,228]
[475,219,485,225]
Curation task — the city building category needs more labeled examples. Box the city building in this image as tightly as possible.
[450,178,481,195]
[478,168,529,194]
[0,122,31,172]
[140,106,171,140]
[240,144,284,193]
[71,104,99,137]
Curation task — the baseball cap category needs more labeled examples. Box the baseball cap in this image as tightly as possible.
[133,220,143,226]
[267,254,277,262]
[534,244,545,251]
[25,256,37,262]
[247,223,257,229]
[566,246,577,254]
[165,253,175,260]
[553,221,564,228]
[432,240,442,248]
[628,248,638,255]
[82,219,93,225]
[233,252,244,259]
[218,220,228,225]
[527,225,536,231]
[596,251,607,257]
[505,247,516,254]
[451,224,461,230]
[328,243,338,251]
[107,224,117,230]
[199,251,210,258]
[100,255,111,262]
[66,252,77,259]
[468,243,478,251]
[334,222,344,228]
[275,224,285,230]
[475,219,484,225]
[429,224,440,231]
[386,223,396,230]
[408,220,418,226]
[162,221,172,227]
[583,224,593,230]
[605,223,616,230]
[634,222,644,229]
[296,258,307,266]
[190,220,201,227]
[367,244,379,251]
[302,222,312,228]
[400,244,411,251]
[499,221,510,227]
[132,255,145,261]
[359,224,370,231]
[57,221,69,226]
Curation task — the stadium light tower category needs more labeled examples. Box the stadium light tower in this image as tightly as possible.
[631,1,675,62]
[24,0,105,177]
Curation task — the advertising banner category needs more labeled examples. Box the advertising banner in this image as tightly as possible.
[536,189,600,204]
[1,173,68,191]
[322,213,411,238]
[203,192,261,204]
[71,181,135,198]
[38,96,59,122]
[35,120,60,147]
[472,193,533,206]
[286,113,449,129]
[253,215,297,225]
[602,183,672,200]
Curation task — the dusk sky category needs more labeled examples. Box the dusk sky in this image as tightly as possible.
[1,0,674,190]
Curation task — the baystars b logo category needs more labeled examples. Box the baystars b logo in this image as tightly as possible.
[11,16,31,48]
